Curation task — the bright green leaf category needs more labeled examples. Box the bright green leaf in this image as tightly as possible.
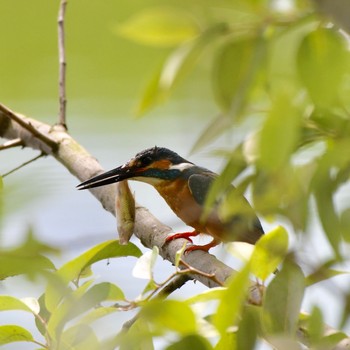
[166,334,213,350]
[212,36,265,115]
[45,240,140,312]
[175,242,187,268]
[186,287,225,305]
[213,262,251,334]
[258,89,300,171]
[251,226,289,280]
[263,259,305,335]
[116,7,200,47]
[0,296,33,313]
[214,332,236,350]
[297,28,349,108]
[0,325,33,346]
[140,299,197,334]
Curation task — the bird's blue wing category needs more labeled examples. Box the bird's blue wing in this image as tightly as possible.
[187,172,215,206]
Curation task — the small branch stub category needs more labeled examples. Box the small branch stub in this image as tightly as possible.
[58,0,68,128]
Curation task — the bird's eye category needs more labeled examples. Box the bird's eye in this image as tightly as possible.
[139,155,153,167]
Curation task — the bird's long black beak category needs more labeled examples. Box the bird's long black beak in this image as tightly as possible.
[76,164,133,190]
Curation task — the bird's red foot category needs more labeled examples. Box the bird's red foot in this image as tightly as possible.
[184,239,220,253]
[165,230,200,244]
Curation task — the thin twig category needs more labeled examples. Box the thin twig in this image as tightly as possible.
[0,104,58,151]
[121,274,191,332]
[0,138,23,151]
[58,0,68,128]
[179,258,225,287]
[2,153,45,178]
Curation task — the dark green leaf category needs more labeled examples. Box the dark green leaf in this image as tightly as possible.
[313,172,342,259]
[263,259,305,335]
[236,306,259,350]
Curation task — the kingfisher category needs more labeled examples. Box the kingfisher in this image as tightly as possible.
[77,146,264,252]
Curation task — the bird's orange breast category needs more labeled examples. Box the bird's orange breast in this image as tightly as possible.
[154,178,224,241]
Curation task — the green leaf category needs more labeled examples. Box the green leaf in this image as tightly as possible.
[0,325,33,346]
[47,282,125,338]
[60,324,100,350]
[236,306,258,350]
[313,171,342,259]
[212,36,265,115]
[258,89,300,171]
[306,259,347,286]
[117,318,154,350]
[175,242,187,268]
[0,229,56,280]
[307,306,324,346]
[137,23,227,114]
[250,226,289,280]
[45,240,141,311]
[186,287,225,305]
[0,296,34,313]
[213,262,251,334]
[190,114,232,154]
[140,299,197,334]
[166,334,213,350]
[297,27,349,108]
[78,306,119,325]
[262,259,305,335]
[116,7,200,47]
[214,332,236,350]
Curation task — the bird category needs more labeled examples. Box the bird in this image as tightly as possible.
[77,146,264,252]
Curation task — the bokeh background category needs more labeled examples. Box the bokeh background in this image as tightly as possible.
[1,1,350,349]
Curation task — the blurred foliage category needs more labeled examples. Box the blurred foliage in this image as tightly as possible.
[1,0,350,349]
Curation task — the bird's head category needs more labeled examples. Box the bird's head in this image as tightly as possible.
[77,146,194,190]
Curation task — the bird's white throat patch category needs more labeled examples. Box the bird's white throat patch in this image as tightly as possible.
[169,162,194,171]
